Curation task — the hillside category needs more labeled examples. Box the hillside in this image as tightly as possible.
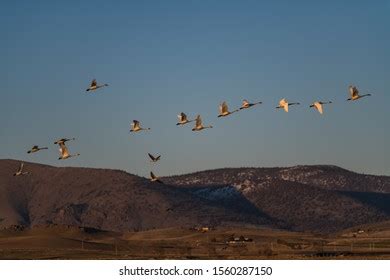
[1,160,389,233]
[164,166,390,233]
[0,159,269,232]
[163,166,390,193]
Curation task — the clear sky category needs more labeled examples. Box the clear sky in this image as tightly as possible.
[1,1,389,177]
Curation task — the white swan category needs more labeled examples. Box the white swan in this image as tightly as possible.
[150,171,163,183]
[148,153,161,162]
[27,145,48,154]
[347,85,371,101]
[57,143,80,160]
[192,115,213,131]
[130,120,151,132]
[239,99,262,110]
[218,101,239,117]
[86,79,108,92]
[13,162,29,176]
[276,98,300,112]
[310,101,332,114]
[177,112,194,126]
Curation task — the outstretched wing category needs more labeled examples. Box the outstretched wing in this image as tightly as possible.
[55,138,66,144]
[221,101,228,113]
[195,115,202,127]
[351,86,359,98]
[283,102,289,112]
[90,79,97,87]
[18,162,24,173]
[132,120,140,129]
[181,112,187,121]
[59,143,69,157]
[178,112,187,122]
[315,102,323,114]
[148,153,155,161]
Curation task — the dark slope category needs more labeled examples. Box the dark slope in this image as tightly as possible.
[1,160,389,233]
[164,166,390,233]
[0,160,270,231]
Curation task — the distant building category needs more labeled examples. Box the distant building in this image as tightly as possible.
[226,234,253,244]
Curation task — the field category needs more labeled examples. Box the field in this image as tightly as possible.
[0,224,389,260]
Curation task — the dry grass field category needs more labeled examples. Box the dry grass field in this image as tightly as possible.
[0,223,389,260]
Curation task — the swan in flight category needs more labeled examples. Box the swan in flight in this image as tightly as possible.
[27,145,48,154]
[54,138,75,145]
[150,171,163,183]
[239,99,262,110]
[176,112,194,126]
[192,115,213,131]
[57,143,80,160]
[13,162,29,176]
[310,101,332,114]
[276,98,300,112]
[86,79,108,92]
[347,86,372,101]
[218,101,239,117]
[148,153,161,162]
[130,120,151,132]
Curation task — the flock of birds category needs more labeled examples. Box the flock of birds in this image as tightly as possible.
[13,79,372,183]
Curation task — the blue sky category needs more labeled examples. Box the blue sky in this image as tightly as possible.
[0,1,389,176]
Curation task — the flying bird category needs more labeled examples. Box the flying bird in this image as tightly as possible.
[347,85,372,101]
[27,145,48,154]
[86,79,108,92]
[150,171,163,183]
[176,112,194,126]
[192,115,213,131]
[57,143,80,160]
[309,101,333,114]
[54,138,75,145]
[276,98,300,112]
[13,162,29,176]
[148,153,161,163]
[239,99,262,110]
[130,120,151,132]
[218,101,239,117]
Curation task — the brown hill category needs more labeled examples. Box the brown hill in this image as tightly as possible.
[1,160,389,233]
[0,159,269,232]
[163,165,390,192]
[164,166,390,233]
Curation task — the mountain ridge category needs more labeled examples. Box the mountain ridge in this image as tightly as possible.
[1,159,389,234]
